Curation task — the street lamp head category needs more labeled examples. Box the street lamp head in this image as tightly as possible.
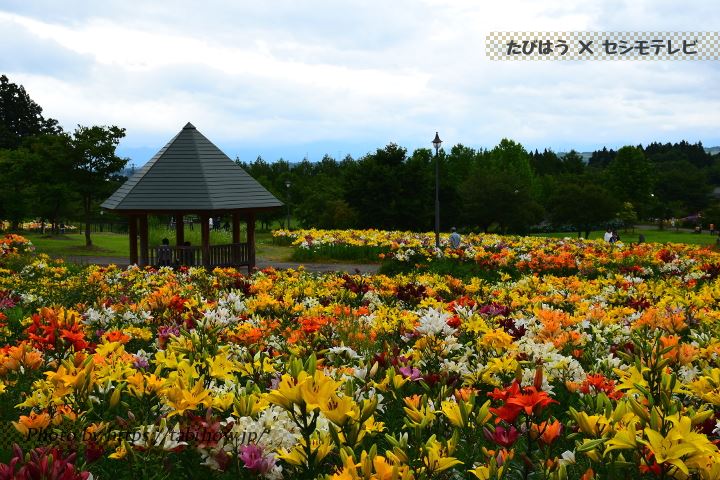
[285,180,291,189]
[432,132,442,152]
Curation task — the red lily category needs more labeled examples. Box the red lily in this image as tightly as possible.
[506,386,557,416]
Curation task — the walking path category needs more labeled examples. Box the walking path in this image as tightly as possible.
[60,255,380,274]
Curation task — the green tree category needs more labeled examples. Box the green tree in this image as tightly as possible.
[443,144,482,228]
[606,146,654,217]
[0,147,35,228]
[654,160,710,215]
[460,139,542,233]
[547,182,621,238]
[561,150,586,175]
[530,149,563,176]
[31,134,78,231]
[588,147,615,169]
[487,138,534,183]
[239,156,288,229]
[0,75,60,149]
[702,203,720,231]
[404,148,435,230]
[70,125,128,246]
[617,202,638,232]
[344,144,412,229]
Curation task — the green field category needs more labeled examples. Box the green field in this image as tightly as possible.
[23,232,129,257]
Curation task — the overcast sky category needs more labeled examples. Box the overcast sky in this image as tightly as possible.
[2,0,719,165]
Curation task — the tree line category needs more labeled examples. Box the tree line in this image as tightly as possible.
[0,75,128,245]
[2,74,720,240]
[242,139,720,237]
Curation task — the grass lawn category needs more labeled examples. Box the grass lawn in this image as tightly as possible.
[22,230,295,261]
[256,232,293,261]
[534,229,718,246]
[23,232,129,257]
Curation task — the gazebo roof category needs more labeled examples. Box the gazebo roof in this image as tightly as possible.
[102,123,283,212]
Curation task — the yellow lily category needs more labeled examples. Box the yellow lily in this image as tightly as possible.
[300,371,342,411]
[604,423,639,456]
[321,393,359,427]
[164,380,211,417]
[441,398,474,428]
[572,410,610,437]
[423,436,463,474]
[207,353,238,381]
[266,371,309,410]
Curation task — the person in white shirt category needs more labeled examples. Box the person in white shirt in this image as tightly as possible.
[603,227,613,242]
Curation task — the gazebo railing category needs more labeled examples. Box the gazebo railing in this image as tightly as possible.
[210,243,249,267]
[148,243,249,268]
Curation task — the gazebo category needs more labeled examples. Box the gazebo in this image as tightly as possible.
[101,122,283,272]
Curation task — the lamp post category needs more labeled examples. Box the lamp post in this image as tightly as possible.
[285,180,291,230]
[432,132,442,248]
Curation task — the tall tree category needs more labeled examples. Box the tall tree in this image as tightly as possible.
[0,75,61,149]
[443,144,481,229]
[344,144,411,229]
[70,125,128,246]
[561,150,586,175]
[460,139,542,233]
[26,134,78,232]
[606,146,654,217]
[530,148,563,176]
[588,147,616,169]
[0,147,35,228]
[654,160,710,215]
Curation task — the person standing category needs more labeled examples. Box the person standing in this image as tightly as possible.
[449,227,461,248]
[603,227,613,242]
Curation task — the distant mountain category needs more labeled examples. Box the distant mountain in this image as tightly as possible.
[706,146,720,155]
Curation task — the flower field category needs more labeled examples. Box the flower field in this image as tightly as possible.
[3,233,720,479]
[276,228,719,279]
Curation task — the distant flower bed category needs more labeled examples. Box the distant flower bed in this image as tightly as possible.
[0,221,77,231]
[275,228,720,279]
[2,241,720,478]
[0,234,34,257]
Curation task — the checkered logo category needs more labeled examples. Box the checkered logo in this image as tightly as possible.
[485,32,720,60]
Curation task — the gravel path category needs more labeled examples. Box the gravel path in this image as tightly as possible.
[60,255,380,274]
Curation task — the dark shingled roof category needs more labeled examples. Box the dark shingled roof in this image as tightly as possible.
[102,123,283,211]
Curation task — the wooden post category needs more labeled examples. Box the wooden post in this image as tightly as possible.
[247,211,256,274]
[200,213,210,269]
[175,213,184,246]
[139,214,149,267]
[232,211,241,266]
[232,212,241,244]
[128,215,138,265]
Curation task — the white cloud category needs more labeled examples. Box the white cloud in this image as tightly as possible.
[0,0,719,162]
